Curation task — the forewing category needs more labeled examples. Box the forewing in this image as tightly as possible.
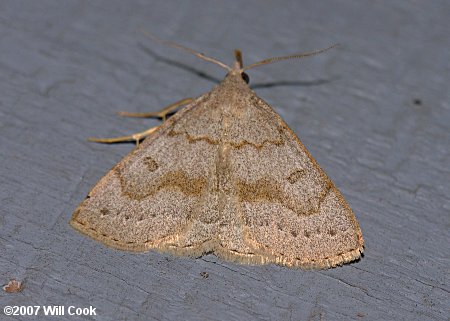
[70,94,221,251]
[230,97,364,268]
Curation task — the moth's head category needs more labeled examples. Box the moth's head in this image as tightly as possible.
[230,49,250,84]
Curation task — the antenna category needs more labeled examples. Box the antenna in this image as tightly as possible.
[243,44,339,71]
[140,29,231,71]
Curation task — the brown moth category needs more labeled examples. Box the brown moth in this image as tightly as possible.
[70,34,364,269]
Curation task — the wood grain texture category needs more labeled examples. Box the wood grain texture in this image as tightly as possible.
[1,1,449,320]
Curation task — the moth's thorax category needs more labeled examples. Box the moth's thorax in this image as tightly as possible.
[208,72,255,108]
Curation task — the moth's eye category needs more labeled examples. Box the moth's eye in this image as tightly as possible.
[241,72,250,84]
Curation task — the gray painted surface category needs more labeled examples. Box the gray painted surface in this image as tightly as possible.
[1,1,449,320]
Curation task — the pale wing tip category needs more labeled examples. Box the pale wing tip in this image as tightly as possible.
[217,245,365,270]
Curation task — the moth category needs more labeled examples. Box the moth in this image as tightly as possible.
[71,33,364,269]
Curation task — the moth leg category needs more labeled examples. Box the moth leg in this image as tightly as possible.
[117,98,193,121]
[88,98,193,145]
[88,126,159,145]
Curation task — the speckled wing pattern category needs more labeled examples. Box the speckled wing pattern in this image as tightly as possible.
[71,73,364,269]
